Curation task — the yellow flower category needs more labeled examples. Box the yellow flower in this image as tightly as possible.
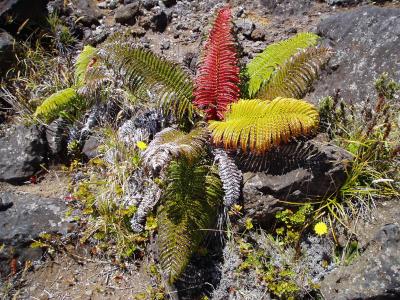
[136,141,148,151]
[314,222,328,236]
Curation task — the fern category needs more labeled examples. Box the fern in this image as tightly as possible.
[246,32,319,97]
[234,139,326,174]
[142,126,209,176]
[102,41,195,126]
[75,45,98,85]
[194,6,240,121]
[157,157,223,283]
[34,88,84,122]
[257,47,332,100]
[209,98,319,153]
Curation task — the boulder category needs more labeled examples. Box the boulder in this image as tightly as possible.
[0,0,48,35]
[242,136,352,225]
[320,219,400,299]
[0,126,48,184]
[114,2,141,25]
[72,0,103,26]
[308,6,400,104]
[0,29,15,75]
[45,118,69,159]
[0,192,74,277]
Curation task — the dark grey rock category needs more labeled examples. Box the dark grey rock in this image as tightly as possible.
[320,221,400,299]
[162,0,177,8]
[0,192,74,277]
[150,9,168,32]
[47,0,72,16]
[143,0,158,10]
[325,0,362,5]
[72,0,103,26]
[114,2,141,25]
[308,6,400,104]
[0,0,48,35]
[0,126,48,184]
[242,137,352,224]
[0,29,15,75]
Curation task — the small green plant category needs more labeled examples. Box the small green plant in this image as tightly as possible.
[275,204,313,246]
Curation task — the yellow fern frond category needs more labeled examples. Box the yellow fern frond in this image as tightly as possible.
[257,47,332,100]
[246,32,319,97]
[209,98,319,153]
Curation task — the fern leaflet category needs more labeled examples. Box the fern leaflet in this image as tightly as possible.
[75,45,98,85]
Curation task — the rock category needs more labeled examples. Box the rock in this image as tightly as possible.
[308,6,400,104]
[72,0,103,26]
[320,216,400,299]
[162,0,177,8]
[0,126,48,184]
[325,0,362,5]
[160,39,170,50]
[0,29,16,75]
[259,0,313,15]
[114,3,141,25]
[82,135,101,159]
[0,192,74,277]
[45,118,69,159]
[142,0,158,10]
[0,0,48,35]
[150,8,168,32]
[250,28,266,41]
[47,0,72,16]
[235,19,255,38]
[241,136,352,224]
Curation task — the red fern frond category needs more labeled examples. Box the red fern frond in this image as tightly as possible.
[194,6,240,121]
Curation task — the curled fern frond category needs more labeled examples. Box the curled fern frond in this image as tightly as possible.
[209,98,319,154]
[157,157,223,283]
[142,126,209,176]
[213,148,242,208]
[103,41,195,127]
[257,47,332,100]
[246,32,319,97]
[194,6,240,121]
[34,88,84,122]
[75,45,98,85]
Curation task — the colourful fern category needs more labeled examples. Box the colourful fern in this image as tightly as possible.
[157,157,223,283]
[209,98,319,153]
[194,6,240,121]
[257,47,332,100]
[102,41,195,127]
[246,32,319,97]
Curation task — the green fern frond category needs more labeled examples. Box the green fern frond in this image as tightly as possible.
[246,32,319,97]
[257,47,332,100]
[142,126,209,175]
[157,158,223,283]
[103,42,195,127]
[34,88,84,122]
[75,45,98,85]
[209,98,319,153]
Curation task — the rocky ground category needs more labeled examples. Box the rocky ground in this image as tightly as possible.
[1,0,400,299]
